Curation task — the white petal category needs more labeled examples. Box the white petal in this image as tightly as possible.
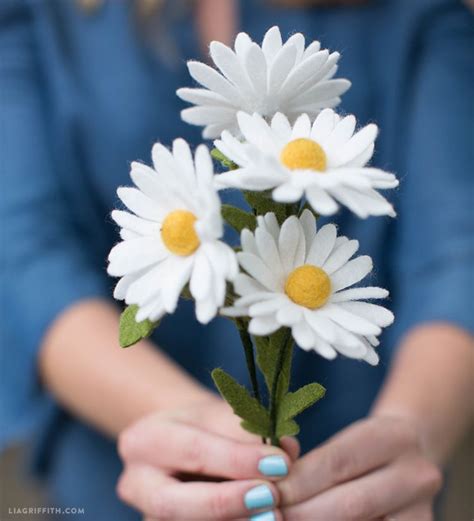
[306,224,337,267]
[108,238,167,277]
[161,257,193,313]
[312,337,338,359]
[292,321,315,349]
[172,138,196,187]
[320,304,382,335]
[322,239,359,274]
[113,271,145,300]
[271,112,292,139]
[249,296,286,316]
[234,32,253,58]
[210,41,255,97]
[339,301,395,327]
[190,251,212,300]
[268,44,298,98]
[339,124,378,164]
[195,296,218,324]
[331,287,389,303]
[249,316,281,336]
[237,112,280,154]
[181,106,236,126]
[279,51,329,100]
[363,347,379,366]
[299,208,317,248]
[278,216,301,273]
[304,310,338,343]
[187,60,241,101]
[261,26,283,62]
[272,183,303,203]
[117,187,163,221]
[241,228,259,255]
[259,212,280,242]
[176,87,232,107]
[245,43,267,93]
[276,302,303,326]
[237,252,280,291]
[195,144,214,187]
[306,185,339,215]
[311,108,338,140]
[255,227,284,274]
[111,210,158,236]
[331,255,373,292]
[291,113,312,139]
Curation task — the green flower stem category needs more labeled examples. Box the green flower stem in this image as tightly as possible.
[269,329,293,446]
[238,327,261,403]
[237,325,267,444]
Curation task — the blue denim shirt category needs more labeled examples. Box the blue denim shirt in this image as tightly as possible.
[1,0,472,518]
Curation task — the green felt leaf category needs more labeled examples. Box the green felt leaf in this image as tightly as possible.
[211,148,238,170]
[119,305,159,348]
[276,418,300,438]
[243,191,288,224]
[211,368,271,432]
[255,329,293,400]
[221,204,257,233]
[279,383,326,422]
[240,420,271,438]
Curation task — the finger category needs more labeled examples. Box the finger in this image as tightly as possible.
[280,437,301,462]
[118,464,283,520]
[279,417,419,505]
[282,456,442,521]
[119,419,290,480]
[384,501,434,521]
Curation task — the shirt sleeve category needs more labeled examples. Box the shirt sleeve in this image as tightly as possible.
[0,1,110,448]
[392,3,474,337]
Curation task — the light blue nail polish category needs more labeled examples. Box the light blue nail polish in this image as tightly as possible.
[244,485,274,510]
[258,455,288,477]
[250,511,276,521]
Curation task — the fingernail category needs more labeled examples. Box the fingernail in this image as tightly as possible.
[258,455,288,477]
[244,484,274,510]
[250,511,276,521]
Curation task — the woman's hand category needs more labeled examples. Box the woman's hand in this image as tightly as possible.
[277,415,442,521]
[117,397,299,520]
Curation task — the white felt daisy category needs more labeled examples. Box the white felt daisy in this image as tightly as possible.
[215,110,399,218]
[108,139,238,324]
[177,26,350,138]
[223,211,394,364]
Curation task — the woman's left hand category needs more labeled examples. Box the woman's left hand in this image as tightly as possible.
[277,415,443,520]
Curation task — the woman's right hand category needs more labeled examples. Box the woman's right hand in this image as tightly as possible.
[116,397,298,520]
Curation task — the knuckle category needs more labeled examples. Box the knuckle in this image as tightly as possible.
[209,486,231,520]
[227,446,248,475]
[341,489,376,520]
[181,433,206,473]
[418,461,443,495]
[117,428,136,461]
[395,420,419,450]
[115,472,130,503]
[326,446,354,483]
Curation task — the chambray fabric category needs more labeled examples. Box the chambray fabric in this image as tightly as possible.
[1,0,472,518]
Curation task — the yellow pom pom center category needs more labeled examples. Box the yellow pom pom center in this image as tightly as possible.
[280,138,327,172]
[285,265,331,309]
[161,210,200,256]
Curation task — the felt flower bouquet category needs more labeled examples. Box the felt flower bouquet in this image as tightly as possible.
[108,27,397,446]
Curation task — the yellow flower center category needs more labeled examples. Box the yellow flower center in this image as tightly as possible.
[284,265,331,309]
[280,138,327,172]
[161,210,200,256]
